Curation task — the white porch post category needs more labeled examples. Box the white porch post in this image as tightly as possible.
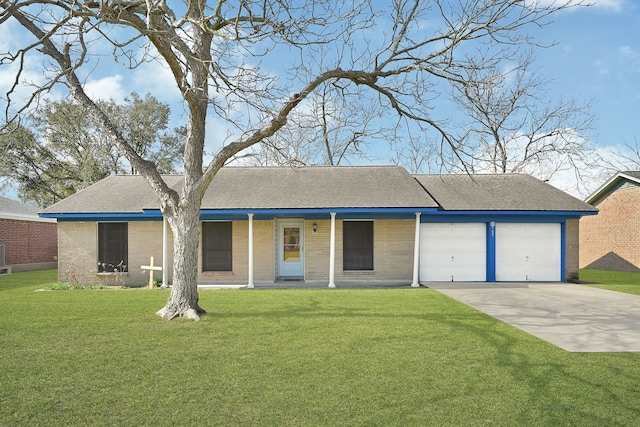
[328,212,336,288]
[247,213,254,288]
[162,215,168,287]
[411,212,421,287]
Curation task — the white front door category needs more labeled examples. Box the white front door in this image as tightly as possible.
[278,220,304,278]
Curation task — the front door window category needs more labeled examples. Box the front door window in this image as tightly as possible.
[283,227,300,263]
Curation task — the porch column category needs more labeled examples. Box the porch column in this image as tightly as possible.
[248,213,254,288]
[162,215,168,287]
[329,212,336,288]
[411,212,421,287]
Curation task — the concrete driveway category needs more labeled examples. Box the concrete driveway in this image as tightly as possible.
[426,282,640,352]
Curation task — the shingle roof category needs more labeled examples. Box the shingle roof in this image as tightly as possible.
[41,175,182,214]
[620,171,640,180]
[414,174,597,212]
[0,196,39,217]
[43,166,438,214]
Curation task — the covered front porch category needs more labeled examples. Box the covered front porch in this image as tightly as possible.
[147,208,431,288]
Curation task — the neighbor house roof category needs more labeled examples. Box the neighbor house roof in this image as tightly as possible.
[414,174,597,212]
[42,166,438,215]
[1,195,57,222]
[585,171,640,205]
[0,196,39,217]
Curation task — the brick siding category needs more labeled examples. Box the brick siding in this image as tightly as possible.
[0,218,57,266]
[58,218,416,285]
[580,186,640,272]
[59,217,580,285]
[565,219,580,281]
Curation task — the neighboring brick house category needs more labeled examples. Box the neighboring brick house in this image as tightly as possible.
[40,166,596,286]
[0,196,58,274]
[580,171,640,272]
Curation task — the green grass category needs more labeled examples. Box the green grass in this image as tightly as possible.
[2,270,640,426]
[581,268,640,295]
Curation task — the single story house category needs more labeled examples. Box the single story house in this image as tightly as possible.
[0,195,58,274]
[580,171,640,272]
[40,166,597,286]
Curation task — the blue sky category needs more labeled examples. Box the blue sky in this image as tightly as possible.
[533,0,639,149]
[1,0,638,201]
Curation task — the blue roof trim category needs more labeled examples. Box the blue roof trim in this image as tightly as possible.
[421,210,596,223]
[41,207,594,222]
[41,207,438,222]
[39,212,161,222]
[200,208,436,221]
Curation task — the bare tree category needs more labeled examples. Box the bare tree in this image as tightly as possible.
[603,137,640,172]
[0,0,583,320]
[247,82,388,167]
[449,51,600,191]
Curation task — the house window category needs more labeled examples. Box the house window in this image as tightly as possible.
[202,221,233,271]
[343,221,373,271]
[98,223,128,272]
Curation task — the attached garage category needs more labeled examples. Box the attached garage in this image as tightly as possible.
[413,173,597,284]
[495,223,561,281]
[420,222,486,282]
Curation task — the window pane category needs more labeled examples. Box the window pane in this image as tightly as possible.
[202,222,233,271]
[283,227,300,262]
[343,221,373,271]
[98,223,128,272]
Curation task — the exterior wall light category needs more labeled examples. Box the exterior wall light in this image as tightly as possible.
[313,222,318,233]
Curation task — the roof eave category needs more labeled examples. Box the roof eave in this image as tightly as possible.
[586,171,640,205]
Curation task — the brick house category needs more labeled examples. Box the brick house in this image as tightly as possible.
[0,196,58,274]
[40,166,596,286]
[580,171,640,272]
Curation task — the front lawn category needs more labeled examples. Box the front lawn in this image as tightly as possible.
[1,270,640,426]
[581,268,640,295]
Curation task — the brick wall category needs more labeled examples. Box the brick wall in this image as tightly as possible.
[306,219,414,282]
[565,219,580,281]
[129,222,173,286]
[0,218,57,266]
[580,186,640,272]
[199,220,275,283]
[58,218,416,285]
[58,222,97,284]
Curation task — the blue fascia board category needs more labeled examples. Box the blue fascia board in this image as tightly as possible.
[39,212,160,222]
[41,208,592,223]
[200,208,435,221]
[42,207,438,222]
[421,210,594,223]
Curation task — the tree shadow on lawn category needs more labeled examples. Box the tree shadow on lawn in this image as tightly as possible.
[204,290,640,425]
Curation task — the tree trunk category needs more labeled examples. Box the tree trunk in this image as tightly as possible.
[156,203,205,321]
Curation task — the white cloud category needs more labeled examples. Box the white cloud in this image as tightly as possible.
[619,45,640,61]
[83,75,126,102]
[132,61,182,104]
[590,0,626,12]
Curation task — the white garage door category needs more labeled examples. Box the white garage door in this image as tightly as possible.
[496,223,561,281]
[420,223,486,282]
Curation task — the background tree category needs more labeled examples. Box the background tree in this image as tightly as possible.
[396,51,599,195]
[0,93,184,206]
[0,0,584,320]
[602,137,640,173]
[247,82,388,166]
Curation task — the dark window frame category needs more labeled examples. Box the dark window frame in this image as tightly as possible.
[343,220,374,271]
[98,222,128,272]
[202,221,233,272]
